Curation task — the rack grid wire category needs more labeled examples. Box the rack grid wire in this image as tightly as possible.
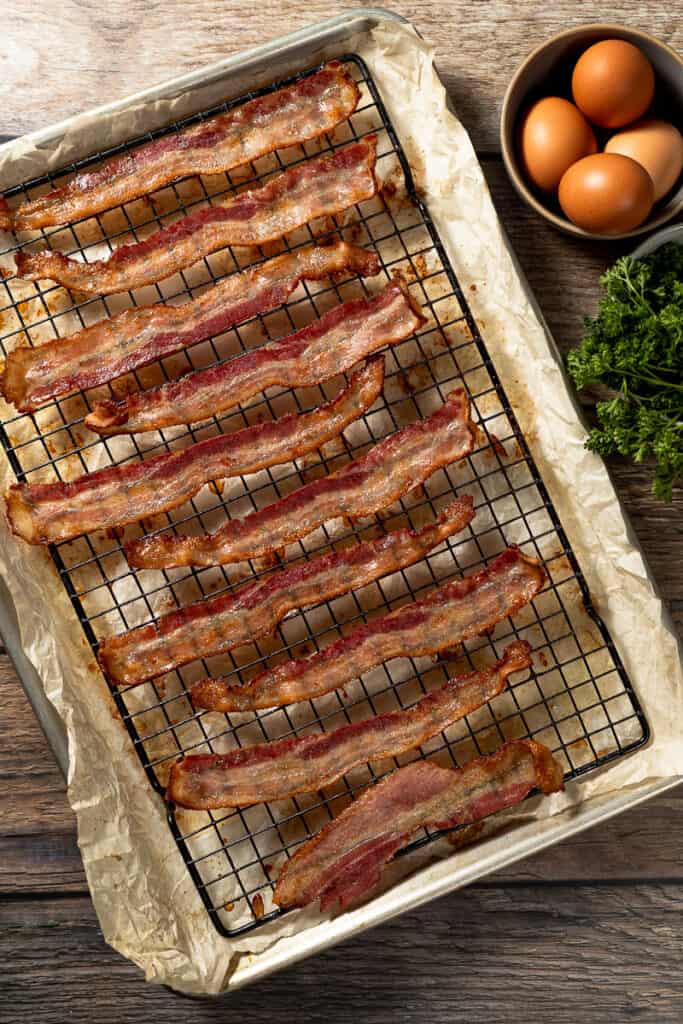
[0,55,648,938]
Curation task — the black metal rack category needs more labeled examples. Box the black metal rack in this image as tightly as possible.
[0,56,648,938]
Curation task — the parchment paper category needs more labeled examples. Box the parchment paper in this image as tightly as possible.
[0,17,681,995]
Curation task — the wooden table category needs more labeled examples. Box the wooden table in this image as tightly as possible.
[1,3,682,1019]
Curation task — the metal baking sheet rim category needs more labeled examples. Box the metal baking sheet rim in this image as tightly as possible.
[0,7,679,990]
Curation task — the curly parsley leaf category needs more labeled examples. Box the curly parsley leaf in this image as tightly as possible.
[566,242,683,501]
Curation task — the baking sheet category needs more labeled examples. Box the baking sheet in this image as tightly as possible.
[0,11,681,995]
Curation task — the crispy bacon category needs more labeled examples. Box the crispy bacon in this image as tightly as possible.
[99,498,474,688]
[125,389,475,569]
[168,642,531,809]
[1,242,379,413]
[273,739,564,910]
[0,64,360,233]
[84,278,423,435]
[15,138,378,296]
[191,547,544,712]
[5,359,383,546]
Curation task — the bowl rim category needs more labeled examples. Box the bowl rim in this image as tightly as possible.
[630,221,683,258]
[500,22,683,241]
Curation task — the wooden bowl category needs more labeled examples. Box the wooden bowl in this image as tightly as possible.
[500,24,683,240]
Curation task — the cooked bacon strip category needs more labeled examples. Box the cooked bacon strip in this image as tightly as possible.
[99,498,474,688]
[5,359,383,546]
[191,547,544,712]
[1,242,379,413]
[0,64,360,233]
[85,278,423,435]
[125,389,475,569]
[168,641,530,809]
[273,739,563,910]
[15,137,378,296]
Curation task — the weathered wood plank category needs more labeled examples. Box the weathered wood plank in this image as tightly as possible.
[0,834,84,893]
[1,2,681,154]
[0,655,71,833]
[5,785,683,895]
[0,654,86,892]
[2,886,683,1021]
[1,653,682,894]
[3,786,683,893]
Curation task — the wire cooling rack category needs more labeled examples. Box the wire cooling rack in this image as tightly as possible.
[0,56,649,938]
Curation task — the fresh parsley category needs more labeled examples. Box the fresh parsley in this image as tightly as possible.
[566,241,683,501]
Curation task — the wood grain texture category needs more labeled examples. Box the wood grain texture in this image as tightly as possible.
[3,632,683,893]
[3,886,683,1021]
[1,1,682,154]
[0,0,682,1015]
[2,646,683,892]
[0,655,85,893]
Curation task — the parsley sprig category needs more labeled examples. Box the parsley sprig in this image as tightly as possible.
[566,241,683,501]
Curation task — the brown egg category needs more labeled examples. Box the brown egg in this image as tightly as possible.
[519,96,598,191]
[605,119,683,201]
[558,152,654,234]
[572,39,655,129]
